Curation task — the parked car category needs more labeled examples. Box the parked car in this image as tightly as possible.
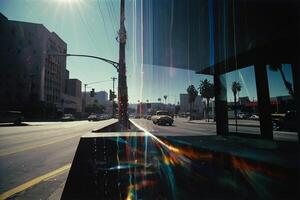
[146,115,152,120]
[61,114,75,121]
[151,110,174,126]
[88,114,104,121]
[272,111,297,131]
[237,113,249,119]
[0,111,24,125]
[249,114,259,120]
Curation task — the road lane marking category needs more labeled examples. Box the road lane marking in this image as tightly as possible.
[0,134,81,157]
[0,164,71,200]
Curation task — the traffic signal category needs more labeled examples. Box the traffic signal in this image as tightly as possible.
[109,89,113,101]
[109,90,116,101]
[90,88,95,97]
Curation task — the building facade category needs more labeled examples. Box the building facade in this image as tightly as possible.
[179,94,204,115]
[63,79,82,114]
[84,90,108,105]
[0,13,80,119]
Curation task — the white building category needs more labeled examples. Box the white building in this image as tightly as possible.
[83,90,108,105]
[179,94,204,115]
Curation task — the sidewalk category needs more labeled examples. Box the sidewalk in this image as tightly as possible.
[181,118,260,127]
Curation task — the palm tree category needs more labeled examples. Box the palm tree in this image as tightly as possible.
[269,64,294,97]
[199,79,214,122]
[163,95,168,104]
[187,85,198,120]
[232,81,242,132]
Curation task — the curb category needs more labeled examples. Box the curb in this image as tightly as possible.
[185,121,260,128]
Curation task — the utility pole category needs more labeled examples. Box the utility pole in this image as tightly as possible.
[84,83,87,114]
[118,0,129,129]
[111,77,117,118]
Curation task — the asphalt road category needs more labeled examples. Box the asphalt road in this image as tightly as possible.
[0,119,117,200]
[0,118,297,199]
[131,118,298,141]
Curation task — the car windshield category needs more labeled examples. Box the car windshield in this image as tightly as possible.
[157,112,169,115]
[0,0,299,199]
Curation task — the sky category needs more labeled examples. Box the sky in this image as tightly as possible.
[0,0,294,104]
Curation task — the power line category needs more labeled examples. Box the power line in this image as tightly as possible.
[104,0,118,33]
[75,5,99,52]
[96,0,115,55]
[86,79,113,85]
[108,0,119,25]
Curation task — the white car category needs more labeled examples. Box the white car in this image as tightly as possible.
[151,110,174,126]
[61,114,75,121]
[88,114,104,121]
[249,114,259,120]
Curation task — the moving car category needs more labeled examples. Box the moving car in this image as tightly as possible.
[151,110,174,126]
[0,111,24,125]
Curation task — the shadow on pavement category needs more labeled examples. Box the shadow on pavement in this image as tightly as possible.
[0,123,29,127]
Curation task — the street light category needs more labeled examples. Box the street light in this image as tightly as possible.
[47,52,129,128]
[46,0,130,129]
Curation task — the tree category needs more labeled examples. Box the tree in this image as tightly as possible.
[199,79,214,122]
[163,95,168,104]
[187,85,198,120]
[269,64,294,97]
[232,81,242,132]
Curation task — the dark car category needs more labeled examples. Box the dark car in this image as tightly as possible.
[273,111,297,131]
[0,111,24,125]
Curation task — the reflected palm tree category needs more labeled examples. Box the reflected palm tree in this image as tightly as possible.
[187,85,198,120]
[269,64,294,97]
[232,81,242,132]
[163,95,168,104]
[199,79,214,122]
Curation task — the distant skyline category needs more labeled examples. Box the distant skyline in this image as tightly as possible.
[0,0,294,104]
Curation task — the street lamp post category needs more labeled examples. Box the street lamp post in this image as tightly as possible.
[47,52,129,128]
[46,0,130,129]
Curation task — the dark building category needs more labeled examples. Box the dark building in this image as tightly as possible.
[0,13,67,118]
